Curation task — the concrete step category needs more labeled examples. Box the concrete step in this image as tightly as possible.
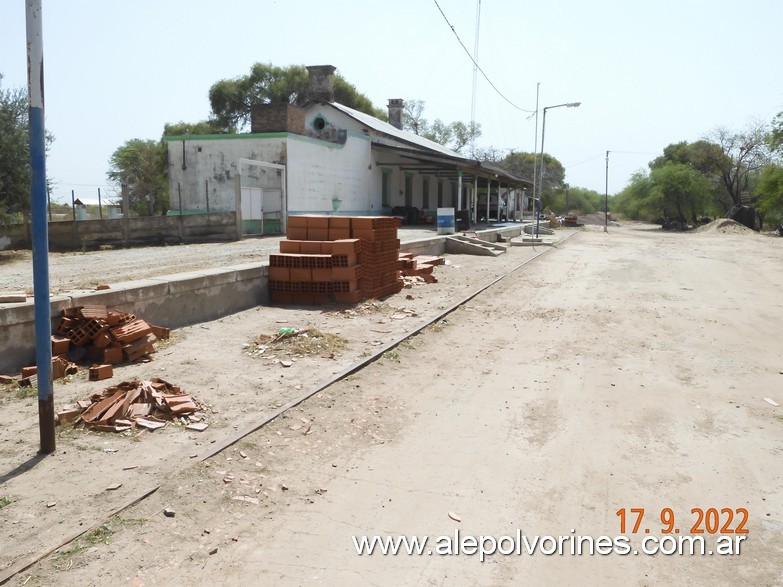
[445,235,506,256]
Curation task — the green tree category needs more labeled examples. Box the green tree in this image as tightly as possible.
[757,114,783,224]
[0,74,30,223]
[648,164,712,222]
[704,123,769,207]
[402,99,427,135]
[0,74,56,224]
[768,112,783,153]
[612,171,655,220]
[208,63,384,131]
[402,99,482,154]
[614,164,712,222]
[163,119,231,136]
[107,139,168,216]
[756,164,783,222]
[560,186,603,215]
[495,151,564,209]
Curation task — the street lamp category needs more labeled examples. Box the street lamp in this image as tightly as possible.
[604,150,610,233]
[536,101,581,237]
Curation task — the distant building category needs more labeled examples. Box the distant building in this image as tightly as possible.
[165,65,530,235]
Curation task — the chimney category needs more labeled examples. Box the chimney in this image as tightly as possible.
[306,65,337,102]
[388,99,404,130]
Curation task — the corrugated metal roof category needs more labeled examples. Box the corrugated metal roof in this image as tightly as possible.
[327,101,465,159]
[324,101,530,188]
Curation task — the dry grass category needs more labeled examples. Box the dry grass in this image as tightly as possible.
[265,328,348,357]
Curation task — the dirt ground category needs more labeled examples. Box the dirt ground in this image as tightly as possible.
[1,223,782,586]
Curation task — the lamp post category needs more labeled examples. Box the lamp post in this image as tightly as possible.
[536,101,581,237]
[604,150,610,233]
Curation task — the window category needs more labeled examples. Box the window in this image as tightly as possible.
[312,115,327,131]
[404,174,413,207]
[422,177,430,209]
[437,180,443,208]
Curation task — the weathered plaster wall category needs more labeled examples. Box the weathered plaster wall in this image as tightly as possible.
[286,134,375,214]
[167,135,288,212]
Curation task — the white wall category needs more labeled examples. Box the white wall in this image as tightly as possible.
[286,134,376,214]
[167,137,287,212]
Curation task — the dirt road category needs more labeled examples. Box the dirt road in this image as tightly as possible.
[2,224,782,585]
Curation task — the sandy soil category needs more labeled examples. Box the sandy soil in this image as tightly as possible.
[1,223,782,586]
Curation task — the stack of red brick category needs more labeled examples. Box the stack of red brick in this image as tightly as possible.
[269,215,404,305]
[53,305,169,365]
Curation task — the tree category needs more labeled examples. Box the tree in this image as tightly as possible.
[496,151,564,209]
[704,123,769,206]
[612,171,654,220]
[164,119,231,136]
[208,63,385,131]
[768,112,783,153]
[403,99,427,135]
[613,164,712,223]
[756,164,783,221]
[107,139,169,216]
[648,164,712,222]
[757,113,783,224]
[0,73,55,224]
[402,99,482,154]
[560,186,603,215]
[0,75,29,222]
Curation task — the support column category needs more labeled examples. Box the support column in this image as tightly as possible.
[485,177,491,223]
[457,170,463,211]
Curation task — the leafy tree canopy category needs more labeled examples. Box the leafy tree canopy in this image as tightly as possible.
[106,138,168,216]
[703,123,770,206]
[769,112,783,153]
[496,151,564,209]
[757,163,783,217]
[208,63,385,131]
[0,73,30,223]
[613,163,713,222]
[164,119,231,136]
[402,99,482,154]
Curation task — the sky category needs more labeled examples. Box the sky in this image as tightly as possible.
[1,0,782,204]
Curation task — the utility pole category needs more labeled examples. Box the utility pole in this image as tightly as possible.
[27,0,55,454]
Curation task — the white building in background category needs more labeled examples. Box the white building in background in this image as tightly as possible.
[165,65,530,236]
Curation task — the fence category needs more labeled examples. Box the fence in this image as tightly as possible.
[0,212,240,251]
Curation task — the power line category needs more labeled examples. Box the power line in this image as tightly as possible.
[432,0,535,114]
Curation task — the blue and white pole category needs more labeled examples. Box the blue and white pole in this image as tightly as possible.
[26,0,55,453]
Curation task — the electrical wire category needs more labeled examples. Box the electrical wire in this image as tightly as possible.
[432,0,535,114]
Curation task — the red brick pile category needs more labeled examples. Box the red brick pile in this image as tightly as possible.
[53,304,169,366]
[398,253,446,284]
[269,215,404,305]
[57,378,203,433]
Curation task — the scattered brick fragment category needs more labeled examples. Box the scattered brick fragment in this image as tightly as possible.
[89,363,114,381]
[70,378,203,433]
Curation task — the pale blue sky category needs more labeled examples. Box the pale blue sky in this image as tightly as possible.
[1,0,781,204]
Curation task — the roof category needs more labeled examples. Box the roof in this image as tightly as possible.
[321,101,530,189]
[327,101,463,159]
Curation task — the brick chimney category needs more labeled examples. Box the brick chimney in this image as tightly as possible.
[306,65,337,102]
[251,103,305,134]
[388,99,404,130]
